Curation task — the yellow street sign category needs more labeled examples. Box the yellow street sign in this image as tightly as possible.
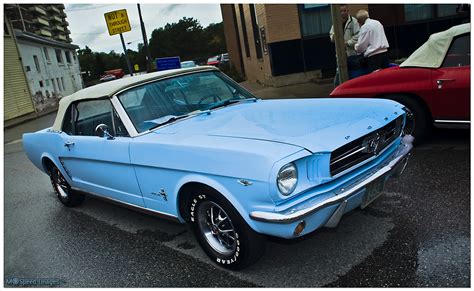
[104,9,131,36]
[134,64,139,71]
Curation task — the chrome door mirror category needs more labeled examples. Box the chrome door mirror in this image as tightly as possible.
[95,124,114,139]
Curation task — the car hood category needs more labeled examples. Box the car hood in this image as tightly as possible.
[154,98,405,153]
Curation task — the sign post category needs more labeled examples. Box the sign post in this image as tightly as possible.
[104,9,133,76]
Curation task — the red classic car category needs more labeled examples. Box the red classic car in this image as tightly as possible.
[331,23,470,141]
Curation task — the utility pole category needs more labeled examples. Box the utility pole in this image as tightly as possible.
[137,4,153,73]
[330,4,349,84]
[120,33,134,76]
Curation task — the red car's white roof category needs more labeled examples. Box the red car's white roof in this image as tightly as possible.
[400,23,470,69]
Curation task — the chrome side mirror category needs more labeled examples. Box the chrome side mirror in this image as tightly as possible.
[95,124,114,139]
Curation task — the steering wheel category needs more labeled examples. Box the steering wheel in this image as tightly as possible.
[197,95,222,105]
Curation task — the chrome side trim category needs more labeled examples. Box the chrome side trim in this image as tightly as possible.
[434,120,470,124]
[249,135,413,224]
[72,187,180,223]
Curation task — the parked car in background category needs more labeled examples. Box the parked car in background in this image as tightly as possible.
[220,53,229,63]
[99,74,117,82]
[180,60,197,68]
[331,23,470,142]
[104,69,125,79]
[23,66,413,269]
[207,55,221,66]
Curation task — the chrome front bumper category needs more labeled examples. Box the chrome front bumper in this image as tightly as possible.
[250,135,414,224]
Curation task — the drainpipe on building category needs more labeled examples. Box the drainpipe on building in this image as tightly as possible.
[330,4,349,84]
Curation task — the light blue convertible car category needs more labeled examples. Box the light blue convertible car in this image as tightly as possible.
[23,66,413,269]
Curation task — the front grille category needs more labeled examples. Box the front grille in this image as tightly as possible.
[330,116,403,176]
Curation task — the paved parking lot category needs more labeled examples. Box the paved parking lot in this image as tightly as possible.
[4,111,470,287]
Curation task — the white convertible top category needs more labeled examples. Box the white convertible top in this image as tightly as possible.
[51,66,218,131]
[400,23,470,68]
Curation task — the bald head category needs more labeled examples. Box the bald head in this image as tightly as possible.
[356,9,369,26]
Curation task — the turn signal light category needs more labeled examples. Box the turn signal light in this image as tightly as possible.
[293,220,306,236]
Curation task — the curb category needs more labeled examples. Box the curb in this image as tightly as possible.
[4,107,58,130]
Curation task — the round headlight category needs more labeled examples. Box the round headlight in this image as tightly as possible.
[277,163,298,196]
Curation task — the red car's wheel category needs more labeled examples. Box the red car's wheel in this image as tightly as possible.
[385,94,432,143]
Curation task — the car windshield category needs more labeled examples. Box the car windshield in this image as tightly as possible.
[117,71,256,133]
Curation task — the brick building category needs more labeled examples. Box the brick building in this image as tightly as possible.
[221,4,469,87]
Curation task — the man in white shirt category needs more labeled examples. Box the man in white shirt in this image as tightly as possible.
[329,4,360,86]
[355,10,389,72]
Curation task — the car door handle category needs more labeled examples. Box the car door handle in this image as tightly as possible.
[64,141,75,150]
[437,79,455,89]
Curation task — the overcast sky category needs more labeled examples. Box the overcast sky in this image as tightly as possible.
[65,4,223,53]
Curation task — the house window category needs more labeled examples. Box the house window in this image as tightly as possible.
[238,4,250,58]
[39,80,44,87]
[51,79,57,93]
[65,51,71,63]
[33,55,41,72]
[25,66,31,72]
[46,79,50,86]
[404,4,434,22]
[61,77,66,91]
[299,4,332,36]
[57,77,62,91]
[55,49,63,64]
[43,47,50,63]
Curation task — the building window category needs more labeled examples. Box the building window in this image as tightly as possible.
[249,4,263,59]
[55,49,63,64]
[43,47,50,63]
[52,79,58,93]
[72,52,77,62]
[61,77,66,91]
[299,4,332,37]
[65,51,71,63]
[33,55,41,72]
[404,4,434,22]
[46,79,50,86]
[437,4,459,17]
[238,4,250,58]
[25,66,31,72]
[39,80,44,87]
[57,77,62,91]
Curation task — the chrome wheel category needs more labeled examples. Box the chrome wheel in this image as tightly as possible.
[51,167,69,199]
[197,201,237,256]
[403,107,415,136]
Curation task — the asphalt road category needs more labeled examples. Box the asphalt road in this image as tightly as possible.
[4,114,470,287]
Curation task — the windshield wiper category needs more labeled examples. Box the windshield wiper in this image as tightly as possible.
[206,97,257,111]
[148,114,189,130]
[148,110,211,131]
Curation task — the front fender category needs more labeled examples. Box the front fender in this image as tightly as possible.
[174,173,274,233]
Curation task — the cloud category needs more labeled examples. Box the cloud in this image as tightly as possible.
[161,4,184,15]
[72,25,107,48]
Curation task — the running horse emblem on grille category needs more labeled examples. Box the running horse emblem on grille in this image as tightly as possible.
[362,132,384,155]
